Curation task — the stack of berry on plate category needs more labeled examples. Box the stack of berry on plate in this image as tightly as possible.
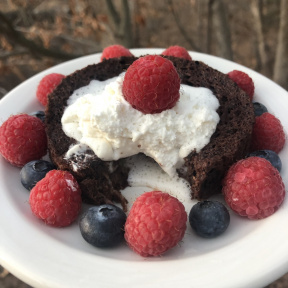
[224,70,285,220]
[0,44,286,258]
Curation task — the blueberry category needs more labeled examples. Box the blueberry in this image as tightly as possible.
[79,204,127,248]
[247,149,282,172]
[29,111,45,122]
[189,200,230,238]
[253,102,268,117]
[20,160,56,190]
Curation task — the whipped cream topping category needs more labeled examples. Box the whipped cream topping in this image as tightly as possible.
[61,73,220,176]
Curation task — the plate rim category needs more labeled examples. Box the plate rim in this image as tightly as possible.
[0,49,288,288]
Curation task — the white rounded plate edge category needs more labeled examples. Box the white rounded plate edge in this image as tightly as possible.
[0,49,288,288]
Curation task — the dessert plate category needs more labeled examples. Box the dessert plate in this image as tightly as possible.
[0,48,288,288]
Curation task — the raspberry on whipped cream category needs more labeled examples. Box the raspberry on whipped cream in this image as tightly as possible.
[61,73,220,177]
[122,55,180,114]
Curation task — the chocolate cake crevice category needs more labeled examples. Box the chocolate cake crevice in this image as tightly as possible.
[45,55,254,209]
[171,56,254,199]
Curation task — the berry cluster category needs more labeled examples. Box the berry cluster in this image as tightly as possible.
[103,45,192,115]
[0,68,81,227]
[222,98,286,219]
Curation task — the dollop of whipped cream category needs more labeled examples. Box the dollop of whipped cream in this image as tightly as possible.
[61,73,220,176]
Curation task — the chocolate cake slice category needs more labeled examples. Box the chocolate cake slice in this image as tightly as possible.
[173,57,254,199]
[45,55,254,210]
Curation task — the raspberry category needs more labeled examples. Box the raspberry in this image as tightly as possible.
[122,55,181,114]
[101,45,133,61]
[222,157,285,219]
[161,45,192,61]
[124,191,187,257]
[0,114,47,167]
[29,170,82,227]
[251,112,285,153]
[227,70,255,100]
[36,73,65,106]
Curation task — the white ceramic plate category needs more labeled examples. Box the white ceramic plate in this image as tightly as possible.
[0,49,288,288]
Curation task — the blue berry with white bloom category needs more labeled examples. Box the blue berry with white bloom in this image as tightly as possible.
[29,111,45,122]
[20,160,56,190]
[247,149,282,172]
[79,204,127,248]
[189,200,230,238]
[253,102,268,117]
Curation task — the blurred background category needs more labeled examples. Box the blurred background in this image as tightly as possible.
[0,0,287,287]
[0,0,287,97]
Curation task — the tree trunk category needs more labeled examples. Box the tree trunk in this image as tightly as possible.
[207,0,213,54]
[273,0,288,90]
[211,0,233,60]
[167,0,201,52]
[105,0,134,48]
[197,0,207,52]
[251,0,270,77]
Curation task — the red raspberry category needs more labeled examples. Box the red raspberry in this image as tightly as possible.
[124,191,187,257]
[101,45,133,61]
[251,112,285,153]
[161,45,192,61]
[36,73,65,106]
[29,170,82,227]
[223,157,285,220]
[227,70,255,100]
[122,55,181,114]
[0,114,47,167]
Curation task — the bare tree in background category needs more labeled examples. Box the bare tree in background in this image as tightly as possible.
[196,0,207,51]
[168,0,233,60]
[273,0,288,90]
[167,0,202,52]
[251,0,269,76]
[0,0,287,93]
[210,0,233,60]
[0,11,80,60]
[105,0,133,48]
